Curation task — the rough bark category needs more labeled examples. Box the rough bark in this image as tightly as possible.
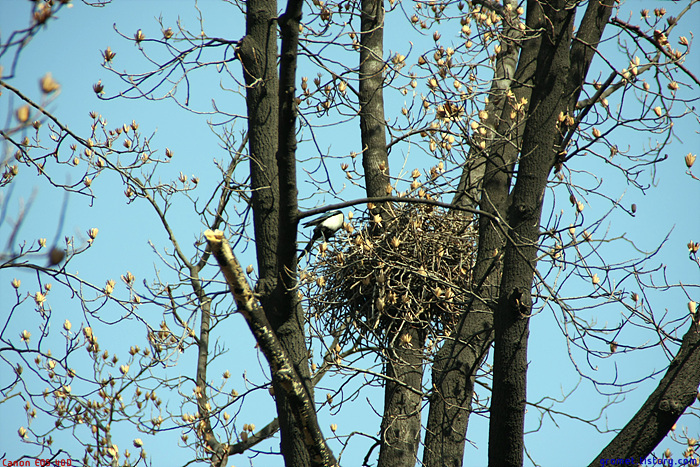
[480,1,626,464]
[358,0,425,465]
[240,0,327,463]
[274,0,338,464]
[359,0,390,206]
[203,231,335,466]
[566,0,615,106]
[379,327,425,467]
[423,103,515,466]
[488,1,575,465]
[423,1,534,464]
[240,0,280,303]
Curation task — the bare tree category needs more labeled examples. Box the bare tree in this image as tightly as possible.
[2,0,699,466]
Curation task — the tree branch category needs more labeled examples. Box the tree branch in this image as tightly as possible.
[610,16,700,86]
[203,230,335,466]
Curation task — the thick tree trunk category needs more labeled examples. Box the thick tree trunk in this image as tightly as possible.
[358,0,425,465]
[421,249,497,467]
[359,0,390,205]
[379,326,424,467]
[488,1,575,465]
[240,0,280,299]
[240,0,324,463]
[423,1,532,464]
[357,0,425,464]
[274,0,337,464]
[484,1,614,464]
[424,93,518,466]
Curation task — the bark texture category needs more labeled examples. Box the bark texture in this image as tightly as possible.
[240,0,280,303]
[423,1,534,464]
[359,0,390,205]
[488,1,574,465]
[204,231,335,466]
[276,0,331,463]
[240,0,332,463]
[379,327,424,467]
[358,0,425,465]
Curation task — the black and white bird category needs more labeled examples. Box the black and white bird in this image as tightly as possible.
[298,210,344,260]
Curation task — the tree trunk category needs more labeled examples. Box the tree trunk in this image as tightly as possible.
[358,0,425,465]
[359,0,390,206]
[379,326,424,467]
[240,0,280,303]
[275,0,337,464]
[241,0,317,463]
[488,1,574,465]
[423,1,531,464]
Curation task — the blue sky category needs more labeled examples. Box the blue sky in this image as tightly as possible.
[1,1,699,466]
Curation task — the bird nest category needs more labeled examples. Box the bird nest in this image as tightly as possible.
[302,203,477,347]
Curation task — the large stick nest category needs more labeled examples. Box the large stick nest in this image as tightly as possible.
[302,204,477,347]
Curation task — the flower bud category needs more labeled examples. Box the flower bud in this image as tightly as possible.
[102,47,116,62]
[16,106,30,123]
[39,73,61,94]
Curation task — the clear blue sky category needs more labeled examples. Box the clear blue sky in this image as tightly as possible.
[1,1,699,466]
